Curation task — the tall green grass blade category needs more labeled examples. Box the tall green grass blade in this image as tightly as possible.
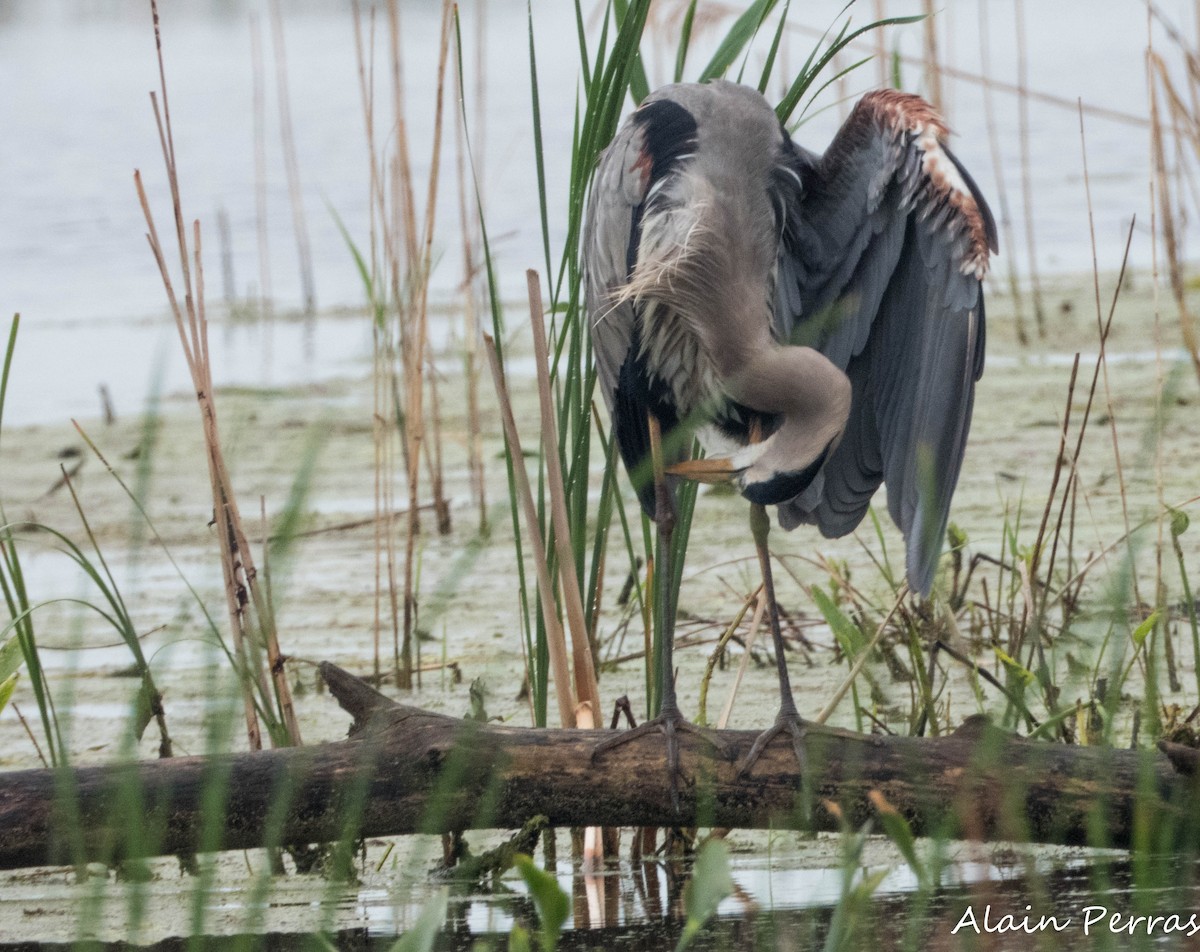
[454,17,541,721]
[527,2,555,285]
[1169,509,1200,701]
[757,0,792,93]
[584,429,620,638]
[0,314,18,458]
[0,316,63,765]
[877,804,925,879]
[0,537,61,765]
[74,424,234,668]
[2,503,176,748]
[330,204,385,326]
[573,0,592,98]
[822,827,888,952]
[699,0,780,82]
[777,12,925,125]
[674,0,699,83]
[800,53,875,111]
[812,585,868,731]
[592,415,646,624]
[613,0,650,104]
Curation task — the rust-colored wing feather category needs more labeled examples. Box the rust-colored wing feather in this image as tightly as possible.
[773,90,997,596]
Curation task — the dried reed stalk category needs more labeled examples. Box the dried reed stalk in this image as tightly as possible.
[977,0,1027,344]
[775,14,1154,130]
[1147,17,1180,694]
[351,2,400,685]
[137,0,300,749]
[575,700,604,869]
[714,589,766,730]
[1078,109,1141,612]
[814,585,908,726]
[216,206,235,307]
[1148,52,1200,383]
[473,0,488,208]
[397,0,455,687]
[268,0,316,316]
[483,333,578,728]
[525,270,601,724]
[424,347,452,538]
[357,0,454,687]
[250,15,274,320]
[455,21,487,533]
[1013,0,1045,338]
[873,0,888,87]
[921,0,942,112]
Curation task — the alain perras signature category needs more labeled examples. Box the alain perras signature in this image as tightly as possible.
[951,904,1200,937]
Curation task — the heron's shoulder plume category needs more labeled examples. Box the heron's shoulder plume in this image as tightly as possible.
[629,97,699,193]
[845,89,998,281]
[604,96,717,314]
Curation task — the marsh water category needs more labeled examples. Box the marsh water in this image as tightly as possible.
[6,0,1200,949]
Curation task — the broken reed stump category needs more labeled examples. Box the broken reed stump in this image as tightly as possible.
[0,661,1199,871]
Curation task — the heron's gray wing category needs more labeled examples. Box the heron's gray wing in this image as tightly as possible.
[585,121,643,421]
[584,118,658,512]
[584,94,699,516]
[773,90,997,596]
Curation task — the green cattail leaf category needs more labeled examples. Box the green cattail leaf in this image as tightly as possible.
[1132,611,1161,647]
[812,585,868,655]
[388,888,449,952]
[992,645,1036,686]
[508,924,533,952]
[0,672,16,714]
[0,633,22,682]
[676,839,734,951]
[515,854,569,952]
[868,790,927,889]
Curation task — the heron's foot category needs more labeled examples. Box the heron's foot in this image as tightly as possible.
[591,710,730,812]
[737,709,810,779]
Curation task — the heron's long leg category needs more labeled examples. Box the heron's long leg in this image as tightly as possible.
[737,501,809,777]
[592,415,727,810]
[649,416,680,721]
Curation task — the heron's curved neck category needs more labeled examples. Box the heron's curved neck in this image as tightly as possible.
[726,344,851,476]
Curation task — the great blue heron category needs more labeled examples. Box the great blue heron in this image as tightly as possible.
[585,80,995,795]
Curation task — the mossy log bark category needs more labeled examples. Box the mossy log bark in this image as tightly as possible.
[0,662,1198,871]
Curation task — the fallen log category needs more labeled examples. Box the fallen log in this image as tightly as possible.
[0,662,1197,871]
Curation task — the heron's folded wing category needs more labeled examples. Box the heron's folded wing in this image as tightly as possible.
[585,122,642,417]
[773,91,997,595]
[584,118,659,514]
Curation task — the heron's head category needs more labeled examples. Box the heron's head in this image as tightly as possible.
[730,437,833,507]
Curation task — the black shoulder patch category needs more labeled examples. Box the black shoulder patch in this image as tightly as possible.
[631,98,698,187]
[625,99,699,280]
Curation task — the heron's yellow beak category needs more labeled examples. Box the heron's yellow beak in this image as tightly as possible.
[665,457,739,484]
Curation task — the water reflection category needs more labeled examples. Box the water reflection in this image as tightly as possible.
[388,853,1197,951]
[4,851,1189,951]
